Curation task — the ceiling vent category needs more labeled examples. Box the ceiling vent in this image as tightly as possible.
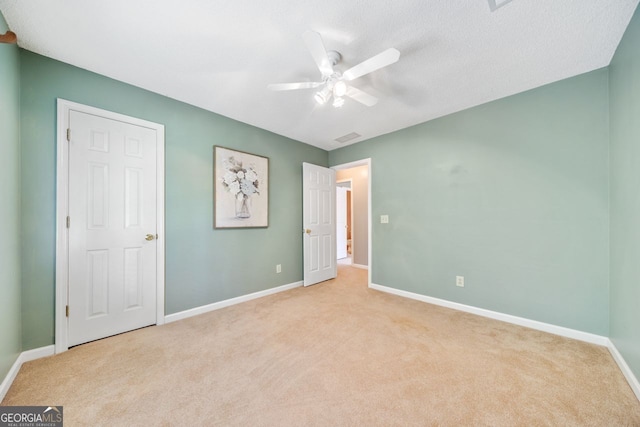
[335,132,361,143]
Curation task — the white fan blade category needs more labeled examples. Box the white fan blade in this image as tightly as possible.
[343,48,400,81]
[302,31,334,76]
[268,82,323,91]
[345,86,378,106]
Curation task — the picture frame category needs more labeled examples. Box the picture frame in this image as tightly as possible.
[214,146,269,228]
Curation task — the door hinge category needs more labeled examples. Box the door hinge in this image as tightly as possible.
[66,128,70,142]
[65,305,69,317]
[66,216,70,228]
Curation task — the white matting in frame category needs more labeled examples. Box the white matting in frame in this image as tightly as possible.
[214,146,269,228]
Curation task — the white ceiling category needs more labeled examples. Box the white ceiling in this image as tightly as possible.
[1,0,638,151]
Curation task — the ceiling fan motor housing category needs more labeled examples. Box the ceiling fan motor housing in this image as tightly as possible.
[326,50,342,68]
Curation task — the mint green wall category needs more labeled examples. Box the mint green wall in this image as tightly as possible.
[330,69,610,335]
[19,51,327,349]
[0,13,22,379]
[609,6,640,379]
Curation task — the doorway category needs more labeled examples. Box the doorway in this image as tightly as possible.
[332,159,371,287]
[336,180,352,264]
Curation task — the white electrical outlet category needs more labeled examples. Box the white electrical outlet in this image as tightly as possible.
[456,276,464,287]
[380,215,389,224]
[276,264,282,273]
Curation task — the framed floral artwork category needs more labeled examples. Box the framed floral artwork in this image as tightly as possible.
[214,146,269,228]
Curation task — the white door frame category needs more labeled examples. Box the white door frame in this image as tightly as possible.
[331,159,372,287]
[55,99,165,353]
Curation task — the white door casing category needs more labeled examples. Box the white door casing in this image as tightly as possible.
[303,162,337,286]
[331,159,372,287]
[336,186,348,259]
[56,99,165,352]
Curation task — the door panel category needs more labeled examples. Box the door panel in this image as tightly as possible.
[68,110,158,346]
[303,163,336,286]
[87,249,109,317]
[124,247,143,310]
[125,167,143,228]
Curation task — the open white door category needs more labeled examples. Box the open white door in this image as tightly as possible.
[303,163,337,286]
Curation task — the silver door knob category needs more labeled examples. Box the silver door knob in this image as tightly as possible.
[145,234,155,241]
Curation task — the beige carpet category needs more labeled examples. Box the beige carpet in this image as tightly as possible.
[3,266,640,426]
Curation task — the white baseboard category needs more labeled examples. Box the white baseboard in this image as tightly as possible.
[369,283,609,346]
[607,339,640,401]
[165,281,303,324]
[0,345,55,402]
[352,263,369,270]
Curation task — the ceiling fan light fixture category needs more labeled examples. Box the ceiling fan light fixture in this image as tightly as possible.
[332,97,345,108]
[314,85,332,105]
[314,89,330,105]
[333,80,347,97]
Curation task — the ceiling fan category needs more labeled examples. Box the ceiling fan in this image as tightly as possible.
[268,31,400,108]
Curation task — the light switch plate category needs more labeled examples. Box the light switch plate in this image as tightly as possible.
[380,215,389,224]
